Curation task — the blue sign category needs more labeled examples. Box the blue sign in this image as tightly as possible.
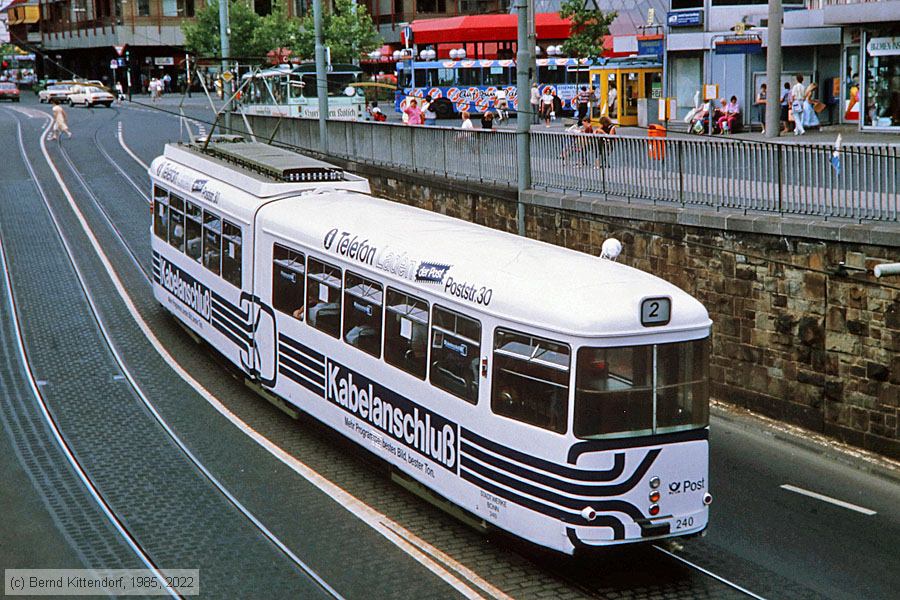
[667,10,703,28]
[638,38,664,58]
[715,39,763,55]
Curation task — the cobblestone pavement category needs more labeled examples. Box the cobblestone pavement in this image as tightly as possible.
[0,108,340,598]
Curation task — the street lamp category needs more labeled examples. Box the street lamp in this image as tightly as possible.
[420,48,436,61]
[449,48,466,60]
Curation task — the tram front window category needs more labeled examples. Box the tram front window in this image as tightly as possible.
[574,339,709,439]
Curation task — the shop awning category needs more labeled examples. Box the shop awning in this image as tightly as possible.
[410,13,572,45]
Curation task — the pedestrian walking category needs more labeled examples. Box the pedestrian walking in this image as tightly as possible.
[779,82,791,134]
[403,99,424,125]
[422,95,437,126]
[480,111,494,130]
[540,87,553,127]
[755,83,767,135]
[47,100,71,140]
[459,110,474,130]
[163,73,172,93]
[551,90,563,122]
[791,74,807,136]
[494,88,509,124]
[530,83,540,125]
[802,82,821,130]
[576,86,590,124]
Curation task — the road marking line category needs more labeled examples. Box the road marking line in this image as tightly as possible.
[117,121,149,170]
[653,546,769,600]
[780,484,877,516]
[41,115,493,599]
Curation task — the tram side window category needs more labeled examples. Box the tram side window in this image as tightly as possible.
[202,211,221,276]
[343,272,383,358]
[430,306,480,404]
[437,68,455,87]
[153,186,168,241]
[168,194,185,253]
[221,220,242,288]
[272,244,305,320]
[185,202,203,262]
[384,289,428,380]
[492,329,570,434]
[482,67,508,87]
[306,257,342,338]
[573,346,653,439]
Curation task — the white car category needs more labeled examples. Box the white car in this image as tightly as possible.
[39,84,74,104]
[68,85,115,108]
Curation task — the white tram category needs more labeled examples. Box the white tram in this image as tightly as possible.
[149,142,713,554]
[239,63,366,121]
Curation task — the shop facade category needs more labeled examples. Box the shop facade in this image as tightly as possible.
[859,27,900,130]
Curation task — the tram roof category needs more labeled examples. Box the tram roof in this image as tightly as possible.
[259,192,710,339]
[150,143,370,215]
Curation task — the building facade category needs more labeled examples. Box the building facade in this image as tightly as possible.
[665,0,841,129]
[823,0,900,131]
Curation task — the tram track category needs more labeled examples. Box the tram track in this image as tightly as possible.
[5,108,344,598]
[26,107,499,599]
[29,102,775,599]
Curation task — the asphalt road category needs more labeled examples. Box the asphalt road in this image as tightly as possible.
[0,94,897,600]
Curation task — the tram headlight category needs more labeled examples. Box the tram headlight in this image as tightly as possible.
[649,476,660,490]
[580,506,597,522]
[703,493,713,506]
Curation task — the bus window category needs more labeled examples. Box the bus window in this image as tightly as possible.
[538,65,566,85]
[573,345,653,438]
[437,68,456,86]
[272,244,305,319]
[457,68,481,87]
[221,220,242,288]
[430,306,480,404]
[398,69,411,88]
[168,194,185,253]
[656,340,709,433]
[202,211,221,276]
[384,289,428,380]
[185,202,202,262]
[343,271,383,358]
[482,67,508,87]
[153,186,168,241]
[492,329,570,434]
[423,69,439,88]
[306,257,342,338]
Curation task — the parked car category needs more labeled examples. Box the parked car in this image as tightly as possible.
[39,83,74,103]
[68,85,115,108]
[0,82,20,102]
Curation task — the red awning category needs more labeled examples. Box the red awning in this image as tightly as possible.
[410,13,572,45]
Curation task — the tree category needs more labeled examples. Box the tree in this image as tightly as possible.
[252,0,303,58]
[181,0,262,58]
[558,0,617,60]
[294,0,382,63]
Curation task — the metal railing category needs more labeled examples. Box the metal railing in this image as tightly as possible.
[240,116,900,222]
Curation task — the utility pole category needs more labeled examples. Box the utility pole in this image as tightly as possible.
[218,0,232,132]
[313,0,328,153]
[765,0,782,138]
[515,0,531,237]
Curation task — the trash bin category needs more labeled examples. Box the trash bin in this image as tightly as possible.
[648,124,666,160]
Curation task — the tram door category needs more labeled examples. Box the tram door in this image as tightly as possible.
[618,70,640,126]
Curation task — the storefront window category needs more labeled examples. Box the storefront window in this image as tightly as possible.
[863,33,900,128]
